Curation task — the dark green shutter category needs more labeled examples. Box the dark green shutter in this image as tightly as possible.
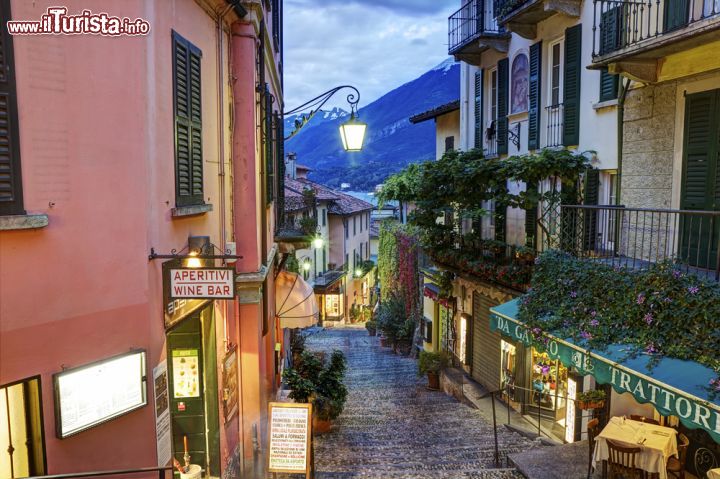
[264,84,274,204]
[599,6,622,55]
[664,0,690,32]
[680,89,720,268]
[583,169,600,250]
[681,90,720,211]
[275,112,285,223]
[528,41,542,150]
[474,70,483,149]
[563,24,582,147]
[0,0,23,215]
[525,182,538,248]
[497,58,509,155]
[495,186,508,242]
[173,31,204,207]
[599,68,619,102]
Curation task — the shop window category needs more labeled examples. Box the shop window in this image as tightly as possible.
[0,377,46,478]
[501,340,517,394]
[324,294,342,317]
[531,348,569,439]
[424,319,433,343]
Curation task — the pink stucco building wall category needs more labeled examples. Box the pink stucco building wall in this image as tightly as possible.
[0,0,283,476]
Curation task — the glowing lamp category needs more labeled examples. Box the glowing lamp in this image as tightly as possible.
[339,115,367,152]
[312,237,324,249]
[186,251,202,268]
[355,268,363,278]
[302,260,312,272]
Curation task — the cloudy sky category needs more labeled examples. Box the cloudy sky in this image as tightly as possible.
[283,0,458,112]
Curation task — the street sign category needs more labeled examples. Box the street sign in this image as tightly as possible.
[169,268,235,299]
[268,402,312,477]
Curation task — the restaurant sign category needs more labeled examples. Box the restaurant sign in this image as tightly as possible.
[268,402,312,477]
[490,312,720,443]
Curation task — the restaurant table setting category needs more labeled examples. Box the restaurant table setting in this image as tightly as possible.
[593,416,678,479]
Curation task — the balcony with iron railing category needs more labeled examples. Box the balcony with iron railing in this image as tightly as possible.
[494,0,581,38]
[448,0,509,60]
[538,204,720,281]
[591,0,720,70]
[274,215,318,249]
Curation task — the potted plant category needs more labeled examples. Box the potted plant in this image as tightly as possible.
[577,389,606,410]
[365,319,377,336]
[418,350,450,390]
[394,318,415,355]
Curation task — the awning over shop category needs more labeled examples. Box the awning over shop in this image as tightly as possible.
[423,283,453,308]
[490,298,720,443]
[275,271,319,329]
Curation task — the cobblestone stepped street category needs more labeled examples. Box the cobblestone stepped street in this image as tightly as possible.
[302,327,543,478]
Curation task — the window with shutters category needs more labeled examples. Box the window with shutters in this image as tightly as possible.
[528,41,542,151]
[172,31,204,208]
[496,58,509,155]
[445,136,455,152]
[263,84,274,204]
[474,70,483,150]
[0,0,24,216]
[599,68,619,102]
[353,216,357,235]
[562,24,582,147]
[545,39,564,148]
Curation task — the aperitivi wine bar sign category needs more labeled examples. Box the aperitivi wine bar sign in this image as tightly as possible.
[169,268,235,300]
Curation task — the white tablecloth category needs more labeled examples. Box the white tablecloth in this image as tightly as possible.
[593,417,678,479]
[707,468,720,479]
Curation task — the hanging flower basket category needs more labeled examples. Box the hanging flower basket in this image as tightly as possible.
[578,399,605,410]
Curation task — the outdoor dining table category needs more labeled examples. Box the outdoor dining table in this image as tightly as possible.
[708,468,720,479]
[593,416,679,479]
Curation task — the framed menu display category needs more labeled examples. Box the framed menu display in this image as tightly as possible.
[268,402,312,477]
[53,350,147,438]
[171,349,200,398]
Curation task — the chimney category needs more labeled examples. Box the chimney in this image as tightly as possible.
[286,152,297,179]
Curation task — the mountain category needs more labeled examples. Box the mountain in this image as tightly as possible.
[284,107,348,137]
[285,59,460,191]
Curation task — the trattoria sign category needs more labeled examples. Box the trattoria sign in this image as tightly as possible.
[170,268,235,299]
[490,310,720,443]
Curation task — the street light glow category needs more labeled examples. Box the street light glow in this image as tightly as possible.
[312,237,324,249]
[339,115,367,152]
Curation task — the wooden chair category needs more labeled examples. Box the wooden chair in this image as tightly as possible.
[587,418,600,479]
[666,433,689,479]
[607,439,646,479]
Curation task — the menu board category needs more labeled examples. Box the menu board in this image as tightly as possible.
[54,350,147,438]
[268,402,312,475]
[172,349,200,398]
[222,347,239,423]
[153,361,172,466]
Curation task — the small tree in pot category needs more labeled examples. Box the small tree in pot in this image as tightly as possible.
[365,319,377,336]
[418,350,450,390]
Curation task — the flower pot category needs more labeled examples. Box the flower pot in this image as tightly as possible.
[368,329,377,337]
[379,336,389,347]
[427,371,440,390]
[578,400,605,410]
[312,417,332,434]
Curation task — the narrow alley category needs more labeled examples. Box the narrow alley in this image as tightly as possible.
[302,327,542,478]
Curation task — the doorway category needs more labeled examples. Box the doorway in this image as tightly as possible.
[167,306,221,477]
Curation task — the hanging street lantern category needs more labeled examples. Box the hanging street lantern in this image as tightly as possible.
[339,114,367,152]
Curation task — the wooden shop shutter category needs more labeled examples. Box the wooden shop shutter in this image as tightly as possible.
[474,70,483,149]
[681,90,720,211]
[583,169,600,250]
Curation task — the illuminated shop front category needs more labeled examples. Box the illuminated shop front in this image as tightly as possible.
[314,270,347,324]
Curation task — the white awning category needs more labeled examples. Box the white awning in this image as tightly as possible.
[275,271,319,329]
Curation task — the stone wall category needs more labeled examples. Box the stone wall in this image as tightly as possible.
[621,82,678,209]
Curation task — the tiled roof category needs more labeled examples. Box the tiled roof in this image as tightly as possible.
[296,164,313,171]
[409,99,460,124]
[283,176,373,215]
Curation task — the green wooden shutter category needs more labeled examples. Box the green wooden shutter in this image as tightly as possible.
[495,185,508,242]
[681,90,720,211]
[525,182,538,248]
[528,41,542,151]
[663,0,690,32]
[0,0,23,215]
[275,112,285,224]
[474,70,483,149]
[264,84,274,204]
[497,58,509,155]
[563,24,582,147]
[583,169,600,250]
[173,31,204,207]
[599,6,622,55]
[599,68,619,102]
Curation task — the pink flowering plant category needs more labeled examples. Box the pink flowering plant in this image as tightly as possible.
[519,251,720,399]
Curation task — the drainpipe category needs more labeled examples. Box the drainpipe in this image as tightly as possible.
[616,78,632,205]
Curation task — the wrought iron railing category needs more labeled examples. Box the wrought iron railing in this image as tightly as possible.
[275,216,317,239]
[591,0,720,58]
[494,0,532,20]
[448,0,502,54]
[539,205,720,280]
[544,104,564,148]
